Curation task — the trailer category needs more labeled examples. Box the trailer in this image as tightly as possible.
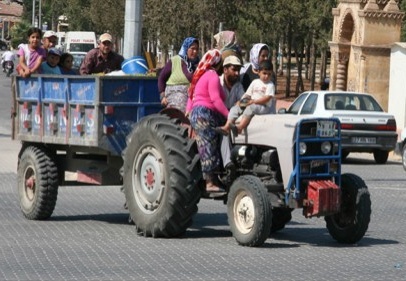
[12,75,161,218]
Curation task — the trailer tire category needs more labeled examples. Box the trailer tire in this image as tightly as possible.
[228,175,272,247]
[325,173,371,244]
[123,114,201,238]
[18,145,59,220]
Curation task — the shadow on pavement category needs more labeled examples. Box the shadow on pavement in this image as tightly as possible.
[343,157,401,165]
[187,212,231,238]
[269,225,399,248]
[50,213,130,225]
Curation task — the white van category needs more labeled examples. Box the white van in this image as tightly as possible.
[64,31,97,53]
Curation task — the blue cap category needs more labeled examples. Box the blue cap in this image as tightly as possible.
[48,48,61,56]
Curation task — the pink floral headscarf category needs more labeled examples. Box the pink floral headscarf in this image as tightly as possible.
[214,31,236,50]
[188,49,222,98]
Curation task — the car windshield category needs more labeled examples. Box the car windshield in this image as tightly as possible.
[324,93,384,112]
[287,93,308,114]
[70,43,95,52]
[72,54,86,69]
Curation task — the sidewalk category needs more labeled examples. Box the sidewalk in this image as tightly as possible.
[0,136,20,173]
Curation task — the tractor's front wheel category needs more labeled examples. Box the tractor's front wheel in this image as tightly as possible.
[325,173,371,244]
[227,175,272,247]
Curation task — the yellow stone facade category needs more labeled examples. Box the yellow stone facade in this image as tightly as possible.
[329,0,404,110]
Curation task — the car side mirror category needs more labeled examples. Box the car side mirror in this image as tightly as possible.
[278,108,287,114]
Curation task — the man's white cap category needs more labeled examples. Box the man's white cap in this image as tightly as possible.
[43,30,57,38]
[223,55,242,67]
[99,33,112,43]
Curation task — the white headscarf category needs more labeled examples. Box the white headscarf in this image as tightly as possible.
[249,43,269,70]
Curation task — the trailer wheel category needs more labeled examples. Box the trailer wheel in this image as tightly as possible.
[123,114,201,237]
[341,151,349,161]
[271,208,293,233]
[325,173,371,244]
[18,145,59,220]
[227,175,272,247]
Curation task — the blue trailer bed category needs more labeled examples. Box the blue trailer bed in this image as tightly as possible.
[13,75,161,156]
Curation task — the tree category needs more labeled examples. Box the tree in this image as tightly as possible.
[89,0,125,36]
[10,21,31,49]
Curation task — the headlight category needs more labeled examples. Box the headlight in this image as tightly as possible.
[321,141,332,154]
[299,142,307,155]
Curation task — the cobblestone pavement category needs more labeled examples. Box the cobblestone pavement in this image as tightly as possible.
[1,136,405,281]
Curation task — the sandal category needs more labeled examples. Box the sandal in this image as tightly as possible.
[205,184,227,198]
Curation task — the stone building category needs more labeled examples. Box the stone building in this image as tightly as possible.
[329,0,404,111]
[0,0,23,41]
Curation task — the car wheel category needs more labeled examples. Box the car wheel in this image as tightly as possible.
[402,144,406,171]
[373,150,388,164]
[341,151,349,161]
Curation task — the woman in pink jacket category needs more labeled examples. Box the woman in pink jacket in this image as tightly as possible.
[187,49,229,197]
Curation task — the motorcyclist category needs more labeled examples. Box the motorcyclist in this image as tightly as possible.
[2,48,15,72]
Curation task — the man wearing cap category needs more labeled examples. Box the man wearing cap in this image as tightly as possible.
[219,55,245,170]
[79,33,124,75]
[220,55,245,109]
[41,47,62,74]
[43,30,58,53]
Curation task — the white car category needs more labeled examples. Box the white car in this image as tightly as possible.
[279,91,398,164]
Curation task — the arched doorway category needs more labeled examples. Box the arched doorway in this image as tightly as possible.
[328,0,404,110]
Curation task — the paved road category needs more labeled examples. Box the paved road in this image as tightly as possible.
[0,72,405,280]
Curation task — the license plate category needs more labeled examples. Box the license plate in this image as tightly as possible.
[311,160,328,168]
[317,121,335,137]
[351,137,376,144]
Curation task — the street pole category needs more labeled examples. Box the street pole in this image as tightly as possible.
[123,0,144,58]
[32,0,35,27]
[38,0,42,30]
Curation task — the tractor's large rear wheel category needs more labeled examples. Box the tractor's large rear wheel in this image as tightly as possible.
[325,173,371,243]
[227,175,272,247]
[122,114,201,237]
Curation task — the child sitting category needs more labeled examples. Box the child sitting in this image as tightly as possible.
[217,59,276,136]
[41,48,62,74]
[17,27,46,78]
[58,53,77,75]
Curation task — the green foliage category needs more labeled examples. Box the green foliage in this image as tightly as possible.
[10,21,31,49]
[17,0,405,60]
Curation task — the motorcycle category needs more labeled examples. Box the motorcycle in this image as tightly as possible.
[5,61,14,77]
